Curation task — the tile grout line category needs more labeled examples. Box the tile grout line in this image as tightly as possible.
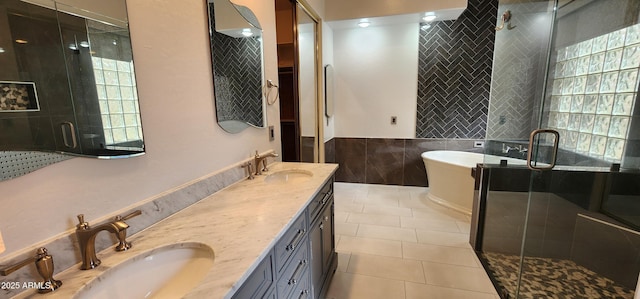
[403,280,408,299]
[333,183,497,298]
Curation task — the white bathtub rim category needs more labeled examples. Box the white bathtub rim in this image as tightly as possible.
[421,150,482,169]
[421,150,528,169]
[426,191,472,217]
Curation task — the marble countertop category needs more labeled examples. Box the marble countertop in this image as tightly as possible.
[15,162,338,299]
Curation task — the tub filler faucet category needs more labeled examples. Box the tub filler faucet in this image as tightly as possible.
[75,210,141,270]
[502,144,527,154]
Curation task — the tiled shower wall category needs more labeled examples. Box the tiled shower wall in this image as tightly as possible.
[415,0,497,139]
[487,2,551,140]
[325,138,482,187]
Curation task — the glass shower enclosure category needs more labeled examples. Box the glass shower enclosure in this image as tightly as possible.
[474,0,640,298]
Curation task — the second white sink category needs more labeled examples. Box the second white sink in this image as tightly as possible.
[73,242,214,299]
[264,169,313,184]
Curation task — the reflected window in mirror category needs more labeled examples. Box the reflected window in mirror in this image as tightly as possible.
[206,0,265,134]
[87,20,143,150]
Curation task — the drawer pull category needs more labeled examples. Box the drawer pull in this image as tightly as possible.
[288,259,307,285]
[320,191,331,205]
[299,290,309,299]
[286,229,305,251]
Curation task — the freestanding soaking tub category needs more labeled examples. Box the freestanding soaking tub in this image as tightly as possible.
[421,151,482,216]
[421,150,526,216]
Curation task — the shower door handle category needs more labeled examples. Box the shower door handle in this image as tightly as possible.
[60,121,78,149]
[526,129,559,171]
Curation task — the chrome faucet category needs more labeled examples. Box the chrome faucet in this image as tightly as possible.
[254,151,279,175]
[75,210,141,270]
[0,247,62,293]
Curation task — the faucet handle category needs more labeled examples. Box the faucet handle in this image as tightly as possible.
[113,210,140,252]
[242,162,255,180]
[76,214,89,230]
[115,210,142,222]
[0,247,63,293]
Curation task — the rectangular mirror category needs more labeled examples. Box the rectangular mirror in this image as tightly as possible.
[0,0,144,157]
[206,0,265,134]
[324,64,334,118]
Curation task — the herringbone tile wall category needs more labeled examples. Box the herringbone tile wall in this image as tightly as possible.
[487,2,551,140]
[208,4,263,126]
[416,0,498,139]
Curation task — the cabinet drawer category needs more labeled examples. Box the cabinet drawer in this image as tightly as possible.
[232,252,274,299]
[275,211,307,273]
[277,240,310,298]
[308,179,333,222]
[287,269,311,299]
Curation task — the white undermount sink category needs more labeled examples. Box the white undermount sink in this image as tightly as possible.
[264,169,313,184]
[73,243,214,299]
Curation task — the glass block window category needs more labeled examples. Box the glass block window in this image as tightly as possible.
[92,57,142,146]
[549,24,640,162]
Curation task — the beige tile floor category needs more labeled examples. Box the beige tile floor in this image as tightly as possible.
[325,182,500,299]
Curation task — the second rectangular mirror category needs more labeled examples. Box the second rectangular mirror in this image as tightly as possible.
[206,0,265,134]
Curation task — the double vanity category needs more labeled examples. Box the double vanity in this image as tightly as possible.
[11,162,338,299]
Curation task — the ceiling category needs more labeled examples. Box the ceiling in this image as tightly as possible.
[327,7,465,30]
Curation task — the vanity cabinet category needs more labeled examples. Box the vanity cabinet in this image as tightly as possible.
[231,176,336,299]
[276,239,310,298]
[275,210,310,299]
[275,210,308,274]
[231,252,274,299]
[309,179,336,299]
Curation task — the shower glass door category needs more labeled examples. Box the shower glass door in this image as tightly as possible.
[480,0,640,298]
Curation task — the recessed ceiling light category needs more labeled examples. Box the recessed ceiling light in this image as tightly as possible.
[0,48,5,53]
[241,28,253,37]
[15,39,28,44]
[358,20,370,28]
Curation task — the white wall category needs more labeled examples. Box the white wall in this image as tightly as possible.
[323,21,335,142]
[0,0,280,256]
[333,23,419,138]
